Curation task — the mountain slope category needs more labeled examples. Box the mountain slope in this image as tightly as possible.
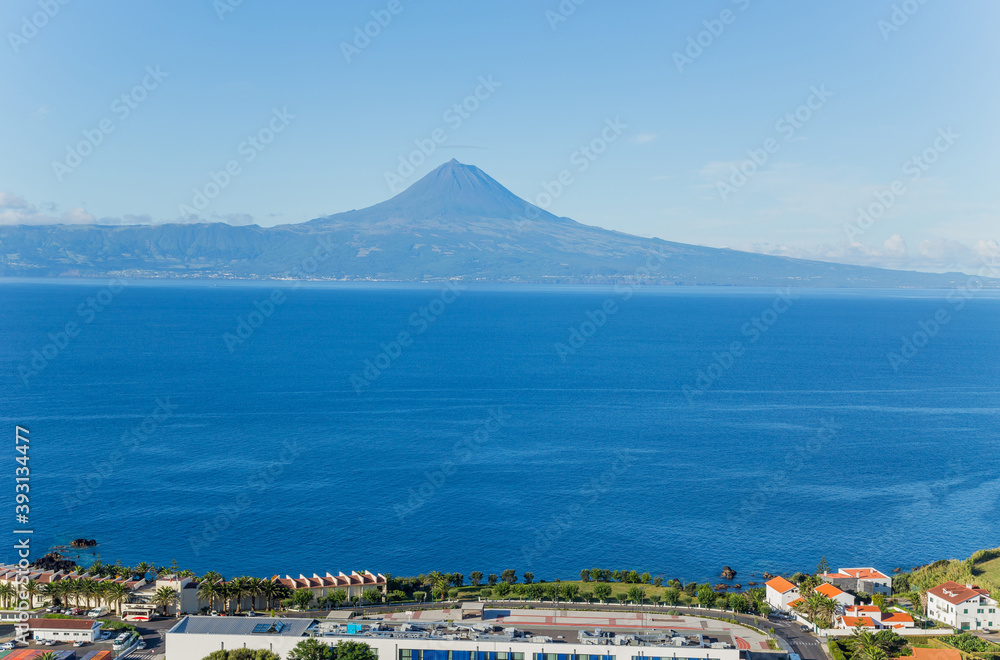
[0,160,989,287]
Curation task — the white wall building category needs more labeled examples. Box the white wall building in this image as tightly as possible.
[27,617,103,642]
[819,568,892,596]
[927,581,998,631]
[815,583,855,610]
[166,616,744,660]
[765,576,800,612]
[837,605,914,630]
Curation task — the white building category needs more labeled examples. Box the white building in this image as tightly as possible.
[819,568,892,596]
[166,616,744,660]
[837,605,914,630]
[27,617,103,642]
[765,576,800,612]
[926,581,998,631]
[814,583,855,609]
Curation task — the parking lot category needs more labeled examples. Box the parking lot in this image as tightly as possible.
[0,609,177,658]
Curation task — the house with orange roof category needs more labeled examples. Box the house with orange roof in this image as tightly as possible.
[910,648,962,660]
[836,605,915,630]
[765,576,801,612]
[926,581,997,631]
[819,567,892,596]
[815,582,855,609]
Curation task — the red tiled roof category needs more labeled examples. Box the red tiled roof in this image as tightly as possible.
[847,605,881,614]
[842,568,890,580]
[883,613,913,624]
[815,583,846,598]
[911,649,961,660]
[27,618,100,630]
[766,577,798,593]
[841,616,877,628]
[929,581,992,606]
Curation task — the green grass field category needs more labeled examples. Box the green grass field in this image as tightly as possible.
[907,548,1000,593]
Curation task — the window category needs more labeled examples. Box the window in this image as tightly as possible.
[400,651,414,660]
[964,609,968,614]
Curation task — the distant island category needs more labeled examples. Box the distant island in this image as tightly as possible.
[1,160,995,288]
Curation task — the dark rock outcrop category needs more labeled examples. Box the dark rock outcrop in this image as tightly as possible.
[721,566,737,580]
[32,552,77,572]
[70,538,97,548]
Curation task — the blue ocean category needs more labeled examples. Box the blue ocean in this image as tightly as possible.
[1,280,998,583]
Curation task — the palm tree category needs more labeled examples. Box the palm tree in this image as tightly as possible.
[24,579,40,609]
[152,586,179,615]
[229,577,248,613]
[0,582,15,608]
[198,580,221,612]
[260,579,281,611]
[794,591,836,627]
[246,577,264,612]
[135,562,154,581]
[105,582,132,616]
[42,580,63,608]
[36,652,58,660]
[201,570,223,585]
[81,578,99,608]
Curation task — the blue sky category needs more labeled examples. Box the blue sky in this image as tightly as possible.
[2,0,998,272]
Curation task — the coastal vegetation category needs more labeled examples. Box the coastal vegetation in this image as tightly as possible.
[201,650,281,660]
[902,548,1000,595]
[285,640,378,660]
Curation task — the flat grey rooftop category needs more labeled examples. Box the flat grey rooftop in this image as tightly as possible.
[170,616,316,637]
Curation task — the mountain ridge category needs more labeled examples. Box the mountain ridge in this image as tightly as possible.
[0,160,991,288]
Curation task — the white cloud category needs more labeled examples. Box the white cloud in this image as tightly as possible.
[0,193,258,227]
[631,133,658,144]
[0,193,98,226]
[744,234,1000,274]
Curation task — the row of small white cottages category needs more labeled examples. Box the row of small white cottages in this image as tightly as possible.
[765,567,914,630]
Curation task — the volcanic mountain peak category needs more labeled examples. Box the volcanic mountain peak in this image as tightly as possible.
[324,159,564,225]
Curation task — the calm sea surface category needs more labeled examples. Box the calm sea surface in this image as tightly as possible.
[1,280,998,582]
